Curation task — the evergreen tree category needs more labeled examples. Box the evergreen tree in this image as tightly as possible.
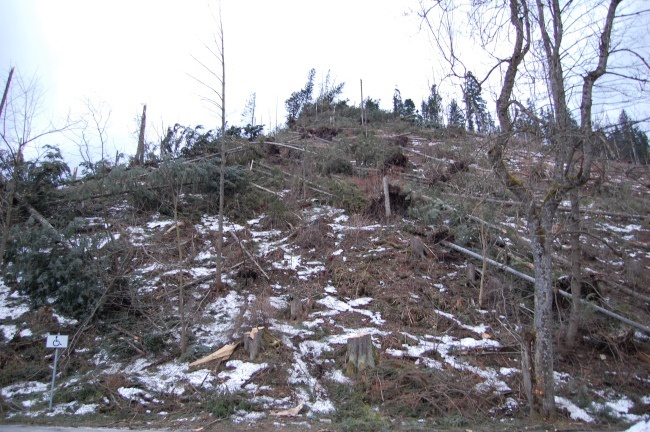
[448,99,465,128]
[421,84,443,127]
[608,110,649,164]
[285,68,316,126]
[403,98,416,116]
[462,71,491,132]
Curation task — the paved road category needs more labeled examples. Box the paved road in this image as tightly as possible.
[0,427,172,432]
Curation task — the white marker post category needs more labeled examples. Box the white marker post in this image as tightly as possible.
[46,334,68,410]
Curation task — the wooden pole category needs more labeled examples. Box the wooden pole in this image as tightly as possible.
[383,176,391,219]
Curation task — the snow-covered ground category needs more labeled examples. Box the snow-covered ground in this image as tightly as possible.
[1,204,649,429]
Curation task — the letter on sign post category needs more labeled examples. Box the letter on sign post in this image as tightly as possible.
[46,334,68,410]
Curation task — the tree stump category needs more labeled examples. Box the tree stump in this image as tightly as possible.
[410,236,426,259]
[346,333,375,374]
[244,327,264,361]
[290,297,304,321]
[466,263,477,285]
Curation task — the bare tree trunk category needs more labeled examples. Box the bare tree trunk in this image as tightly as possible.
[566,189,582,346]
[216,10,226,287]
[529,206,556,420]
[0,67,15,119]
[174,187,187,355]
[478,221,487,308]
[135,104,147,165]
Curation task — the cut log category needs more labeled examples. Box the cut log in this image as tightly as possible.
[244,327,264,361]
[346,333,375,374]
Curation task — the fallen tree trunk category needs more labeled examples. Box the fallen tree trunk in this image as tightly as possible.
[441,240,650,335]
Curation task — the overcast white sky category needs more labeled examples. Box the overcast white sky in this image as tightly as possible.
[1,1,648,168]
[1,0,443,167]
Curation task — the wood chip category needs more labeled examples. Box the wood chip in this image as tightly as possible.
[189,343,237,367]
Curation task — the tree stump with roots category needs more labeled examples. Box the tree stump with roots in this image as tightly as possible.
[346,333,375,374]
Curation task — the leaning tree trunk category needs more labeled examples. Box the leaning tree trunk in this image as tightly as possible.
[528,205,557,420]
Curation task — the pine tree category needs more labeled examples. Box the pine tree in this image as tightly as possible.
[448,99,465,128]
[422,84,443,127]
[462,71,491,132]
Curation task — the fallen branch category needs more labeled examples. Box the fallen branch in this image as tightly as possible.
[251,182,282,196]
[441,240,650,335]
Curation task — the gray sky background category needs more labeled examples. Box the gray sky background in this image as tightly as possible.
[1,0,439,167]
[1,1,648,168]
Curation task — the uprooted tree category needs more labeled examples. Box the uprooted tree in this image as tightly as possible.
[419,0,648,420]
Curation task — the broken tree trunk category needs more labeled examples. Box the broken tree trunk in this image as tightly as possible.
[244,327,264,361]
[135,104,146,165]
[346,333,375,374]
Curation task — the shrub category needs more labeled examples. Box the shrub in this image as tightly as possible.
[324,157,354,176]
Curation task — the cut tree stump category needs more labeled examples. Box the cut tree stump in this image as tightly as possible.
[290,297,304,321]
[346,333,375,374]
[244,327,264,361]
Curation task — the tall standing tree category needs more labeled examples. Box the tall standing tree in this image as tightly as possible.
[189,1,227,293]
[419,0,645,419]
[462,71,490,133]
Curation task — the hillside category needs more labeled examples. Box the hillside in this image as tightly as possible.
[1,113,649,431]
